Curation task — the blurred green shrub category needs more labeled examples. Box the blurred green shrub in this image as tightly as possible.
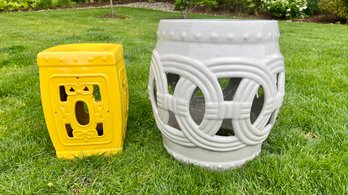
[31,0,52,8]
[304,0,318,16]
[319,0,348,23]
[53,0,73,7]
[0,0,74,11]
[0,0,29,11]
[262,0,308,19]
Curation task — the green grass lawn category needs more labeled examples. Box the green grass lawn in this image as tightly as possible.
[0,7,347,193]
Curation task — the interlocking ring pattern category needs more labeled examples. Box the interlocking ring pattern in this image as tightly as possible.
[148,49,285,152]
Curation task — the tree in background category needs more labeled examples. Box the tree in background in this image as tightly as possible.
[110,0,115,16]
[219,0,263,15]
[175,0,219,18]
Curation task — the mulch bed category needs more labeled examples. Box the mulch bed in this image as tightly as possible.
[291,15,344,24]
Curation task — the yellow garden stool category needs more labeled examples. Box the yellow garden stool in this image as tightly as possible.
[37,43,128,159]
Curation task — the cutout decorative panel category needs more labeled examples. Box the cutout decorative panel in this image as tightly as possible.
[38,43,128,159]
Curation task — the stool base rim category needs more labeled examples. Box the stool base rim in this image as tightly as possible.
[56,148,123,159]
[163,137,261,170]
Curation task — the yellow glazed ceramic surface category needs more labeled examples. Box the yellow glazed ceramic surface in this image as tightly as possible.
[37,43,128,159]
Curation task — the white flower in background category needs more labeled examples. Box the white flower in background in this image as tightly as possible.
[262,0,308,18]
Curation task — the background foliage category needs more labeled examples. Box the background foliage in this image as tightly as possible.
[175,0,219,18]
[0,7,347,193]
[1,0,348,22]
[319,0,348,22]
[173,0,347,21]
[0,0,73,11]
[218,0,263,15]
[262,0,308,19]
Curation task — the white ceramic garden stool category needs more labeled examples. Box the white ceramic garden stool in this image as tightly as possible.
[148,19,285,170]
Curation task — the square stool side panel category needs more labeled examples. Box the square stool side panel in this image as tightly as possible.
[38,44,128,159]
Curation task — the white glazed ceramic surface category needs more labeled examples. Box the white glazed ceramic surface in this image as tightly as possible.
[148,20,285,170]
